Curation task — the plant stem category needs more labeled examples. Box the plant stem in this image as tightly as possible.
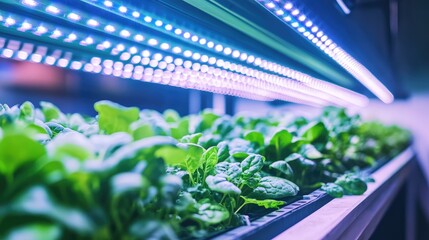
[220,194,227,204]
[234,202,247,214]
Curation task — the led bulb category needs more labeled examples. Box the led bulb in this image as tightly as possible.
[87,19,99,27]
[46,5,60,14]
[68,13,81,21]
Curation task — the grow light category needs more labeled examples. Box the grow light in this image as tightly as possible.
[255,0,394,103]
[0,0,369,107]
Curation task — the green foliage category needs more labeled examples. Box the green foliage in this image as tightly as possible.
[94,100,139,134]
[0,101,410,239]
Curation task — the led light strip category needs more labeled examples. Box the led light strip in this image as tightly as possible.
[0,10,359,107]
[1,4,365,107]
[16,0,368,107]
[76,0,368,107]
[255,0,394,103]
[0,37,333,106]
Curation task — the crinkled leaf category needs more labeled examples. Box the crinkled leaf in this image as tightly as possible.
[240,154,264,179]
[206,175,241,195]
[250,176,299,199]
[321,183,344,198]
[192,202,229,225]
[335,173,368,195]
[217,141,230,162]
[215,162,242,180]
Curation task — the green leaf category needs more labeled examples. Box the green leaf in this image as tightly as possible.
[201,147,218,179]
[0,132,46,175]
[192,202,230,225]
[300,121,328,143]
[170,117,189,139]
[215,162,242,181]
[240,154,264,179]
[244,131,265,147]
[241,196,285,209]
[130,220,178,240]
[40,102,63,122]
[2,186,94,233]
[270,129,293,151]
[86,136,177,173]
[195,111,219,132]
[269,161,294,177]
[335,173,368,195]
[110,172,149,196]
[217,141,230,161]
[250,176,299,199]
[321,183,344,198]
[94,100,140,134]
[206,175,241,195]
[47,132,94,161]
[89,132,132,158]
[301,144,323,159]
[155,146,188,166]
[180,133,202,144]
[19,101,35,121]
[131,123,155,140]
[163,109,181,123]
[3,224,61,240]
[178,143,205,174]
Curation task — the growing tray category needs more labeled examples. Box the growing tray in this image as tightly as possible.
[210,147,411,240]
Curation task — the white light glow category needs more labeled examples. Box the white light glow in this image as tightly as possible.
[68,13,81,21]
[119,6,127,13]
[46,5,60,14]
[132,11,140,18]
[22,0,37,7]
[87,19,99,27]
[104,25,115,32]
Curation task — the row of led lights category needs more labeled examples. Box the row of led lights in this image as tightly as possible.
[258,0,393,103]
[0,32,332,106]
[0,43,275,101]
[1,11,344,107]
[19,0,368,106]
[83,0,368,106]
[0,16,347,107]
[2,6,360,107]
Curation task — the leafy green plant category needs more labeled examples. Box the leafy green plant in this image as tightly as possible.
[0,101,410,239]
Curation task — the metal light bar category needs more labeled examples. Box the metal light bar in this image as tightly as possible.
[0,15,331,106]
[2,0,369,107]
[76,0,368,107]
[255,0,394,104]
